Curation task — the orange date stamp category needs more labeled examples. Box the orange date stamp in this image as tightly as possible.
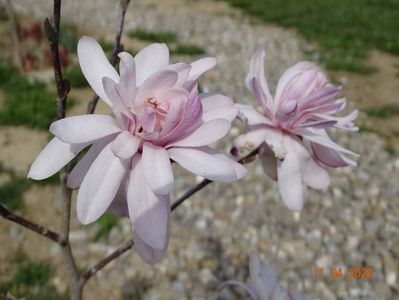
[312,266,374,280]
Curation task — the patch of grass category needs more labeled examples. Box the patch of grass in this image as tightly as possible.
[0,4,8,21]
[0,254,67,300]
[219,0,399,73]
[128,28,177,43]
[0,177,30,211]
[93,212,121,242]
[364,105,399,119]
[171,43,206,56]
[63,65,87,88]
[0,60,74,129]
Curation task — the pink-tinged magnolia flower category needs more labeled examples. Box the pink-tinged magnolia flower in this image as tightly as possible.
[233,49,358,211]
[28,36,246,264]
[220,253,307,300]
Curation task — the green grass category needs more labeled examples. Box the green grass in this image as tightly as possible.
[128,29,177,43]
[0,254,67,300]
[93,212,121,242]
[128,29,206,56]
[63,65,87,88]
[59,23,79,54]
[364,105,399,119]
[171,44,206,56]
[0,176,30,211]
[0,60,74,129]
[219,0,399,73]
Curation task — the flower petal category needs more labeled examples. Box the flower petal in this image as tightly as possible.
[134,43,169,86]
[128,156,170,253]
[168,147,239,182]
[142,143,174,195]
[236,104,272,126]
[111,131,140,159]
[277,136,303,211]
[188,57,216,82]
[50,114,122,144]
[67,137,113,189]
[311,143,355,167]
[258,143,277,180]
[200,93,238,122]
[77,144,128,224]
[102,77,133,117]
[108,175,129,217]
[77,36,119,105]
[233,128,268,154]
[117,52,136,105]
[133,232,169,265]
[167,119,231,148]
[28,137,88,180]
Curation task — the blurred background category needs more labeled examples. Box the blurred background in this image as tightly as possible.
[0,0,398,299]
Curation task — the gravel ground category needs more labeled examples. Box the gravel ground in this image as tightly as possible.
[8,0,399,299]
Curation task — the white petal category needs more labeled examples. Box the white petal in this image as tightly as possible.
[168,147,238,182]
[233,129,268,153]
[188,57,216,81]
[142,143,174,195]
[264,128,286,159]
[67,137,112,189]
[117,52,136,104]
[50,114,121,144]
[236,104,272,126]
[28,137,88,180]
[167,119,231,148]
[77,36,119,105]
[134,43,169,86]
[111,131,140,159]
[134,232,169,265]
[128,156,170,251]
[77,144,128,224]
[277,137,303,211]
[200,93,238,122]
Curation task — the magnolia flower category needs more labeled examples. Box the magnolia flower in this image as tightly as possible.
[233,49,358,211]
[28,36,246,264]
[220,253,307,300]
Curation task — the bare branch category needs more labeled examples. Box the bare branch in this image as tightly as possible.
[87,0,131,114]
[0,203,61,243]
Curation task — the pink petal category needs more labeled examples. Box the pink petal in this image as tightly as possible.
[201,93,238,122]
[102,77,133,117]
[67,137,112,189]
[233,128,268,153]
[277,136,303,211]
[142,143,174,195]
[167,62,191,87]
[134,232,169,265]
[111,131,140,159]
[167,119,231,148]
[77,36,119,106]
[290,138,330,190]
[188,57,216,82]
[135,70,179,106]
[246,48,273,111]
[128,156,170,252]
[77,144,128,224]
[28,137,88,180]
[236,104,272,126]
[168,147,238,182]
[117,52,136,105]
[258,143,277,180]
[50,114,122,144]
[264,128,286,159]
[134,43,169,86]
[108,175,129,217]
[311,143,354,167]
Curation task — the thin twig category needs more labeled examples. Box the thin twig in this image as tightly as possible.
[4,0,23,72]
[81,149,260,282]
[0,204,61,243]
[45,0,81,298]
[86,0,131,114]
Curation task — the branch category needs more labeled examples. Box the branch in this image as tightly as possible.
[0,203,61,243]
[81,148,259,281]
[86,0,131,114]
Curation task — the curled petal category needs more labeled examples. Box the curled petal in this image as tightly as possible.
[77,36,119,105]
[28,137,88,180]
[50,114,122,144]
